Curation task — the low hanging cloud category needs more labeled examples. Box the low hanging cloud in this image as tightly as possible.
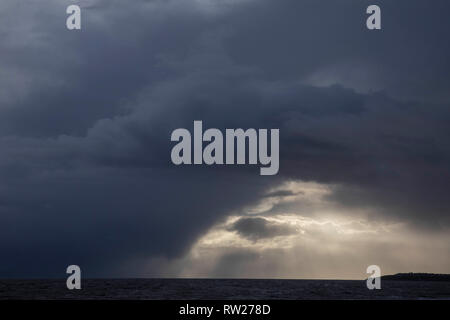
[229,217,298,240]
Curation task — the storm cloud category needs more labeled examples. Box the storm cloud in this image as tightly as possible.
[229,217,297,240]
[0,0,449,277]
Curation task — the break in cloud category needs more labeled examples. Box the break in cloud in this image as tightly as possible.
[0,0,449,278]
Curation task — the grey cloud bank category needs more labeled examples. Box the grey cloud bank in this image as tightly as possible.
[171,121,279,175]
[0,0,449,277]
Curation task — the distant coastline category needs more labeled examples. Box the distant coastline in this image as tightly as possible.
[381,273,450,281]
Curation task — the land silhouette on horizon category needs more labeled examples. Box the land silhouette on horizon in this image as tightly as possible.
[380,273,450,281]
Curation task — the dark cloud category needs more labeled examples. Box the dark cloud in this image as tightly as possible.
[263,190,301,198]
[229,217,297,240]
[0,0,449,277]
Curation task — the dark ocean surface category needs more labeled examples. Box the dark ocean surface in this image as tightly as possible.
[1,279,450,300]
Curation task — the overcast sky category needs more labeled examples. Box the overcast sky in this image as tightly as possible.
[0,0,449,278]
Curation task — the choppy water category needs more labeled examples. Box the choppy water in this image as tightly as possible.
[1,279,449,300]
